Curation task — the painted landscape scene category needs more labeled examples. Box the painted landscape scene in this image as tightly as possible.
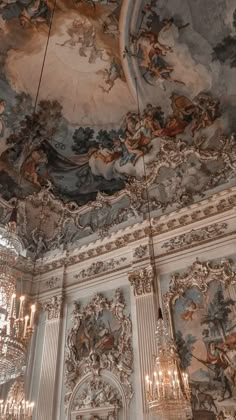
[172,282,236,419]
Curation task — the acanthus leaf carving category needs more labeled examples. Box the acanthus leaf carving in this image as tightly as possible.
[129,265,153,296]
[44,276,59,290]
[43,295,63,321]
[73,257,127,281]
[133,244,148,260]
[161,222,228,252]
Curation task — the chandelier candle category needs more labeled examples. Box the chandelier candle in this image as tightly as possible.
[29,305,36,329]
[23,316,29,338]
[10,293,16,318]
[18,296,25,319]
[0,376,34,419]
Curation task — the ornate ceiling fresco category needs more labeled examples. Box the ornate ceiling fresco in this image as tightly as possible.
[0,0,236,253]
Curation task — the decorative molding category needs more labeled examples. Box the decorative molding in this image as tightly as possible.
[44,276,59,290]
[164,258,236,306]
[65,289,133,404]
[73,257,127,281]
[2,126,236,252]
[71,377,121,411]
[43,295,63,321]
[15,256,34,273]
[161,222,228,252]
[15,188,236,277]
[163,259,236,418]
[129,266,153,296]
[133,245,148,260]
[87,199,137,239]
[35,188,236,275]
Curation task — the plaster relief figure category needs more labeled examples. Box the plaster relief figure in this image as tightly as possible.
[71,377,121,413]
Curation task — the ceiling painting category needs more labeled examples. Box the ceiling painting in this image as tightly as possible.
[0,0,236,251]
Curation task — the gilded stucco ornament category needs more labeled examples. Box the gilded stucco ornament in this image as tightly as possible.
[164,258,236,308]
[44,276,59,289]
[129,266,153,296]
[65,289,133,406]
[133,244,148,259]
[161,222,228,252]
[11,188,236,276]
[81,191,138,237]
[163,258,236,336]
[43,295,63,320]
[1,132,236,256]
[163,259,236,417]
[71,377,121,410]
[73,257,127,282]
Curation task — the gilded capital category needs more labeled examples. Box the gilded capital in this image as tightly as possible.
[43,295,63,321]
[129,266,153,296]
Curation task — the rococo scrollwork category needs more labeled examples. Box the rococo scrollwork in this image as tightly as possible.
[161,222,228,252]
[71,377,121,412]
[65,289,133,407]
[74,258,127,282]
[163,258,236,418]
[164,258,236,306]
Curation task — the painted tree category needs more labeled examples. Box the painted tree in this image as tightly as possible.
[3,100,63,171]
[72,127,96,154]
[212,9,236,67]
[233,8,236,30]
[175,330,197,370]
[201,288,234,340]
[96,128,124,150]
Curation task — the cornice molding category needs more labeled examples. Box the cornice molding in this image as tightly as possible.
[17,188,236,276]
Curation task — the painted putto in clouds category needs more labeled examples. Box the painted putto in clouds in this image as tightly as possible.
[0,0,236,246]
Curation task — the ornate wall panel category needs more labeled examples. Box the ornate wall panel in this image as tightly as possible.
[162,259,236,419]
[65,289,133,420]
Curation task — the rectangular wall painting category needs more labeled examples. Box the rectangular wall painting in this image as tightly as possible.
[164,260,236,419]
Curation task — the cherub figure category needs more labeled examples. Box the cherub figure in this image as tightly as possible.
[181,298,202,321]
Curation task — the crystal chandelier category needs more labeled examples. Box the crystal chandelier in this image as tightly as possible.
[0,375,34,419]
[0,211,36,384]
[146,310,192,420]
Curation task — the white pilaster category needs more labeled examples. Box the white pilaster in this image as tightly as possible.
[36,295,63,420]
[129,266,157,420]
